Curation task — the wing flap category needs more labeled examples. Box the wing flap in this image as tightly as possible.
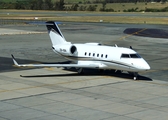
[11,55,99,68]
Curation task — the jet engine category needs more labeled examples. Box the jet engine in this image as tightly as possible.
[53,44,77,56]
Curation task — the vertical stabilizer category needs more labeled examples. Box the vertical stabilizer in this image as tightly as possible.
[46,21,68,45]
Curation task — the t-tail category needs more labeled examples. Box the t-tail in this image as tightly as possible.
[46,21,77,57]
[46,21,70,45]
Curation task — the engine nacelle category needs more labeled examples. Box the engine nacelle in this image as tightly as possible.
[53,44,77,56]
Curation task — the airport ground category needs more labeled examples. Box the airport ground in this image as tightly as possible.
[0,22,168,120]
[1,10,168,24]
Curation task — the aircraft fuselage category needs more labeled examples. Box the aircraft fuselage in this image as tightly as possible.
[52,43,150,72]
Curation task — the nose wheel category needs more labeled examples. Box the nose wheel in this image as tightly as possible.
[133,72,138,80]
[128,72,138,80]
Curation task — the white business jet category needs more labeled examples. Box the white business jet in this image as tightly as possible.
[12,21,150,80]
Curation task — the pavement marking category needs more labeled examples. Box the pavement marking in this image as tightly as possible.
[119,28,147,40]
[44,67,55,71]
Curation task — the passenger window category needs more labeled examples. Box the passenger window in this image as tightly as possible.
[89,53,91,56]
[101,54,103,58]
[97,54,99,57]
[105,55,108,58]
[93,53,95,56]
[121,54,130,58]
[85,52,87,55]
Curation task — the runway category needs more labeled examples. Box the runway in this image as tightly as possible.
[0,22,168,120]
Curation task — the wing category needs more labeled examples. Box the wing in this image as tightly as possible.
[11,55,99,68]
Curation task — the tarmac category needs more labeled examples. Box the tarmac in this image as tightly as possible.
[0,22,168,120]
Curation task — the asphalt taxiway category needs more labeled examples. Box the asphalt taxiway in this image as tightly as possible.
[0,22,168,120]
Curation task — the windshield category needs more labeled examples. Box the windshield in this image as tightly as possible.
[121,54,130,58]
[121,53,141,58]
[130,54,141,58]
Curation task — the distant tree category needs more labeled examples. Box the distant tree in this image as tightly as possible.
[54,0,65,10]
[15,1,26,9]
[43,0,53,10]
[161,0,167,3]
[79,5,87,11]
[87,5,97,11]
[93,0,101,3]
[71,4,79,11]
[102,0,106,9]
[59,0,65,10]
[30,0,43,10]
[100,0,106,11]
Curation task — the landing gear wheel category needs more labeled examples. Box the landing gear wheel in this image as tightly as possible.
[133,72,138,80]
[128,72,138,80]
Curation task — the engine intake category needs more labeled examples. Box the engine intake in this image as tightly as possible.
[70,45,77,54]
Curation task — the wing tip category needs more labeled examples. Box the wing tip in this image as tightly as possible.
[11,54,19,66]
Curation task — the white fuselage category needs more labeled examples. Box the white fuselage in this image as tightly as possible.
[53,43,150,72]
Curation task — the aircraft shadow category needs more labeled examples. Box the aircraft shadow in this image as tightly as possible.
[20,68,152,81]
[0,56,25,72]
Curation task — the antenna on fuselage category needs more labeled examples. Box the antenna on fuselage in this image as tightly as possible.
[115,44,118,47]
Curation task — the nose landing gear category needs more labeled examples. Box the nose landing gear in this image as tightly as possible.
[133,72,138,80]
[128,72,138,80]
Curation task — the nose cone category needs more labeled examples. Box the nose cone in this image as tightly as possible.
[143,62,150,70]
[133,59,150,71]
[139,59,150,71]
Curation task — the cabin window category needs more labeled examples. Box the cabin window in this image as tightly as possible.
[93,53,95,56]
[97,54,99,57]
[121,54,130,58]
[85,52,87,55]
[130,54,141,58]
[89,53,91,56]
[105,55,108,58]
[101,54,103,58]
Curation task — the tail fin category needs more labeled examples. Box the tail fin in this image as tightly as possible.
[46,21,68,45]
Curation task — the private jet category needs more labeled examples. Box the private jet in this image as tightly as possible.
[12,21,150,80]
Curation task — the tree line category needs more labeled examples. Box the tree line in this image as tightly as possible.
[93,0,167,3]
[0,0,65,10]
[0,0,167,11]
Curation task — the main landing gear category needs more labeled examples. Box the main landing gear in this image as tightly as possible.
[77,68,84,74]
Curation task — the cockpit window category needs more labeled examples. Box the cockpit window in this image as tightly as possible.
[121,53,141,58]
[130,54,141,58]
[121,54,130,58]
